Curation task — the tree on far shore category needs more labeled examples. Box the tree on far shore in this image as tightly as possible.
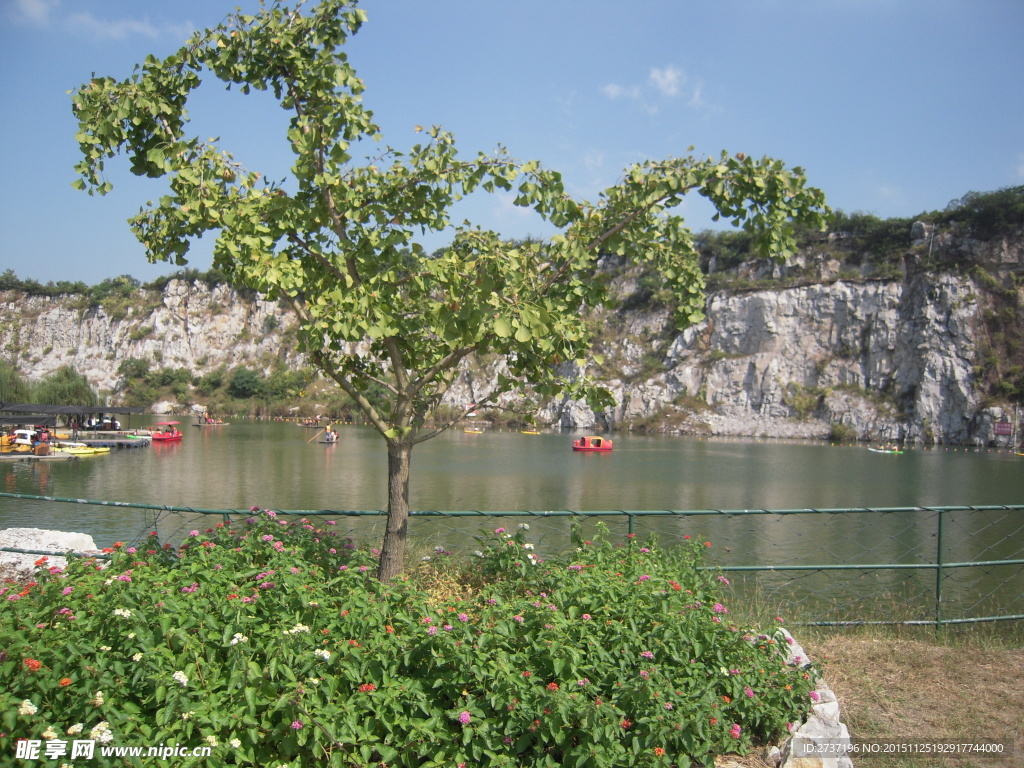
[70,0,829,580]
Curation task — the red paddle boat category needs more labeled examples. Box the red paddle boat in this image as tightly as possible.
[572,435,613,453]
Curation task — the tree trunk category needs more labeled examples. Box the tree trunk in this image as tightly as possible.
[377,440,412,581]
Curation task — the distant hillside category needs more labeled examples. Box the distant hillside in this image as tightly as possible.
[3,187,1024,444]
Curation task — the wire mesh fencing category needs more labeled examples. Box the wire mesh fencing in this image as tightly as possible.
[2,492,1022,627]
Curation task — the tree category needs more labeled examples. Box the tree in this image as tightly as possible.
[227,367,266,400]
[71,0,829,580]
[0,361,31,403]
[32,366,99,407]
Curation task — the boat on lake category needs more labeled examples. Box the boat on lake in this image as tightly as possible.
[151,422,183,442]
[572,435,613,453]
[57,443,111,456]
[867,445,903,455]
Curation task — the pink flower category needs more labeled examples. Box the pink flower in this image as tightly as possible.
[809,691,821,702]
[744,686,754,698]
[458,613,469,622]
[730,724,742,739]
[458,711,471,725]
[713,603,727,614]
[581,614,592,620]
[640,650,654,659]
[291,720,303,730]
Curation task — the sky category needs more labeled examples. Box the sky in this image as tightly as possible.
[1,0,1023,287]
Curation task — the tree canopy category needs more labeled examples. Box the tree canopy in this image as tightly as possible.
[71,0,829,579]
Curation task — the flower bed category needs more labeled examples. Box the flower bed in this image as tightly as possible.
[1,512,819,767]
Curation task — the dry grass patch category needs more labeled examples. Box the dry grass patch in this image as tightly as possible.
[801,631,1024,768]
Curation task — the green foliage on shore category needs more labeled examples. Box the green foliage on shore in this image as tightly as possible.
[1,515,817,767]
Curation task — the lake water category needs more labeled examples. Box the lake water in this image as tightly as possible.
[3,420,1023,622]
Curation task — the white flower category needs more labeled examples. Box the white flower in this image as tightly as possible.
[127,632,136,639]
[172,671,189,687]
[182,711,195,720]
[229,738,241,749]
[90,691,104,706]
[67,723,83,735]
[206,735,218,747]
[230,633,249,645]
[132,652,143,661]
[517,523,530,530]
[522,543,534,550]
[314,649,331,660]
[113,608,131,618]
[99,646,111,652]
[473,550,484,557]
[89,721,111,741]
[18,699,38,715]
[42,727,57,739]
[104,579,113,586]
[283,623,309,635]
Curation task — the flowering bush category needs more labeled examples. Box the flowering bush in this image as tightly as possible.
[1,514,818,767]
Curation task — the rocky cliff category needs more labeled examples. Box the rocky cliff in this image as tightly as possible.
[3,223,1022,446]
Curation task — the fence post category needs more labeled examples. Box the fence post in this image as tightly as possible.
[934,508,945,630]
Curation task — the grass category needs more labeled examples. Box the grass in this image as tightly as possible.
[799,625,1024,768]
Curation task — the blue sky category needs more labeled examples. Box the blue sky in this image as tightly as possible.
[2,0,1022,287]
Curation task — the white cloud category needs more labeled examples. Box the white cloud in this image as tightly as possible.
[602,83,641,101]
[602,65,705,114]
[11,0,57,26]
[649,65,682,97]
[67,12,163,41]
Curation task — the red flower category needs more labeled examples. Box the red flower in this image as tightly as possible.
[654,747,666,757]
[59,678,72,687]
[621,718,632,729]
[668,580,682,591]
[705,541,712,548]
[24,659,42,671]
[546,682,559,691]
[358,683,376,692]
[34,557,48,566]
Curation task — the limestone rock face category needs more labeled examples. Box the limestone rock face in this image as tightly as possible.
[534,270,983,444]
[0,261,1001,445]
[1,280,303,393]
[0,528,99,581]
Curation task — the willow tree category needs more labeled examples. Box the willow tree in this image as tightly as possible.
[71,0,828,580]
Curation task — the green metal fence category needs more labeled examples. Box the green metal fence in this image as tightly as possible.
[2,492,1022,628]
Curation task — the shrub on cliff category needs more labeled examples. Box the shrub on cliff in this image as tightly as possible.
[2,514,818,767]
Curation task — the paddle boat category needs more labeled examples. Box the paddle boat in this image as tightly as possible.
[520,428,540,435]
[57,443,111,456]
[572,435,613,453]
[867,444,903,455]
[151,421,184,442]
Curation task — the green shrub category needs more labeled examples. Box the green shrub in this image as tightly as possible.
[1,517,817,767]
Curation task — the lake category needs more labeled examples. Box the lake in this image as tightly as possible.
[3,420,1023,622]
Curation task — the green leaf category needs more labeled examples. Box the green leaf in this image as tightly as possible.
[493,317,512,338]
